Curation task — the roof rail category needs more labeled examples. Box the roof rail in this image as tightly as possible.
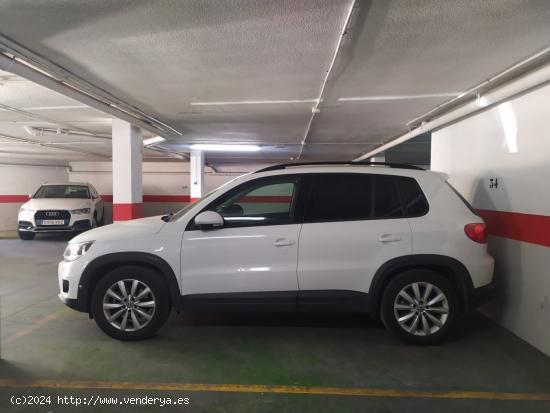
[255,161,424,173]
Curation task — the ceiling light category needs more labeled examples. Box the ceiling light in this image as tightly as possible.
[338,93,461,102]
[190,99,316,106]
[21,105,89,110]
[190,144,261,152]
[475,94,490,107]
[143,136,166,146]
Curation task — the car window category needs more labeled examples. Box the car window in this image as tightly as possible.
[305,174,373,222]
[215,181,296,227]
[193,176,299,229]
[373,175,403,218]
[395,177,429,217]
[304,173,406,222]
[33,185,90,199]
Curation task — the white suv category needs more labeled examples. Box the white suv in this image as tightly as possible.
[58,163,494,344]
[18,182,104,240]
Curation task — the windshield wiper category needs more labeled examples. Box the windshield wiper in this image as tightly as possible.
[161,213,174,222]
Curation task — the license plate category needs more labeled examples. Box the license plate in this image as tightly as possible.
[38,220,65,225]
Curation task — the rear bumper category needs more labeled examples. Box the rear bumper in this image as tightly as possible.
[470,281,497,308]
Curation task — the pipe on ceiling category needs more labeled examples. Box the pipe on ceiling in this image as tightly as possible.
[297,0,358,159]
[23,126,111,139]
[0,133,109,159]
[0,53,180,139]
[354,61,550,161]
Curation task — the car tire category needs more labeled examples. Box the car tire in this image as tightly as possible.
[91,214,98,228]
[380,269,460,345]
[91,266,171,341]
[98,209,105,226]
[18,230,35,240]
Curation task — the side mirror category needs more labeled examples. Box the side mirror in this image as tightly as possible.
[194,211,224,230]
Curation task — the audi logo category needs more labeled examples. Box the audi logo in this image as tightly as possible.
[46,211,59,217]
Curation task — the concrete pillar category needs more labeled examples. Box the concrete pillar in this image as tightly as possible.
[112,119,143,220]
[190,150,204,202]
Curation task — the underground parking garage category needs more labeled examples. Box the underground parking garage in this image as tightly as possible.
[1,0,550,411]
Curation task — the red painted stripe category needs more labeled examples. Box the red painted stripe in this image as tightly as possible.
[101,195,289,203]
[101,195,191,203]
[144,195,191,203]
[477,209,550,247]
[113,203,143,221]
[0,195,30,203]
[238,195,292,203]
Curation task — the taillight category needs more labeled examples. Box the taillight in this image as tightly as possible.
[464,223,488,243]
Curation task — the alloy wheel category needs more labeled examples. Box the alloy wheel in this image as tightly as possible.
[102,279,156,331]
[393,282,449,336]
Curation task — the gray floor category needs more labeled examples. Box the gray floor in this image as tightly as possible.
[1,235,550,412]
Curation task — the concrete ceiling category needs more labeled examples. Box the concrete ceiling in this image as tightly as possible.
[0,0,550,164]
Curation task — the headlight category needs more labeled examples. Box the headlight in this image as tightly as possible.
[19,208,34,214]
[63,241,94,261]
[70,208,91,214]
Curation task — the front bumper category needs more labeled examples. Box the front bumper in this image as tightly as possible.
[58,259,89,313]
[19,219,92,233]
[58,293,87,312]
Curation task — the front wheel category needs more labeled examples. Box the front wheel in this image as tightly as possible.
[380,269,460,345]
[91,266,171,341]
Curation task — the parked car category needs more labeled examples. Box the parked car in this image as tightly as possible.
[58,163,494,344]
[18,182,104,240]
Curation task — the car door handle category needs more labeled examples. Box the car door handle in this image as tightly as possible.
[378,234,402,243]
[273,238,296,247]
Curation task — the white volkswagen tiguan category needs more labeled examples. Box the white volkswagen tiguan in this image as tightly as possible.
[18,182,104,240]
[58,163,494,344]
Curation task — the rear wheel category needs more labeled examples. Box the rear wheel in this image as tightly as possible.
[91,266,171,341]
[380,269,460,345]
[18,230,35,240]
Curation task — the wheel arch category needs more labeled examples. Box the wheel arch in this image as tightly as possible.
[79,252,181,316]
[367,254,474,317]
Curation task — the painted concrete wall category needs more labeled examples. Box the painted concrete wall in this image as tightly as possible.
[68,162,262,224]
[431,84,550,356]
[0,161,264,230]
[0,164,69,230]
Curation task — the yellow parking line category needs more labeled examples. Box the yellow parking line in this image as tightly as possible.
[2,309,66,345]
[0,379,549,401]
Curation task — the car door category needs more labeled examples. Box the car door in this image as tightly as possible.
[180,175,303,302]
[297,173,412,303]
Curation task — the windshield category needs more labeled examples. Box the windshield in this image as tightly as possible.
[33,185,90,199]
[168,175,247,222]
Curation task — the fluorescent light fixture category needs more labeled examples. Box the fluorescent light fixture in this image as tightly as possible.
[21,105,89,110]
[190,99,316,106]
[143,136,166,146]
[338,93,461,102]
[190,144,261,152]
[498,102,518,153]
[475,94,490,107]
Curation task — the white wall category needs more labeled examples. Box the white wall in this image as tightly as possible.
[432,84,550,355]
[0,161,263,230]
[68,161,261,223]
[0,164,68,230]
